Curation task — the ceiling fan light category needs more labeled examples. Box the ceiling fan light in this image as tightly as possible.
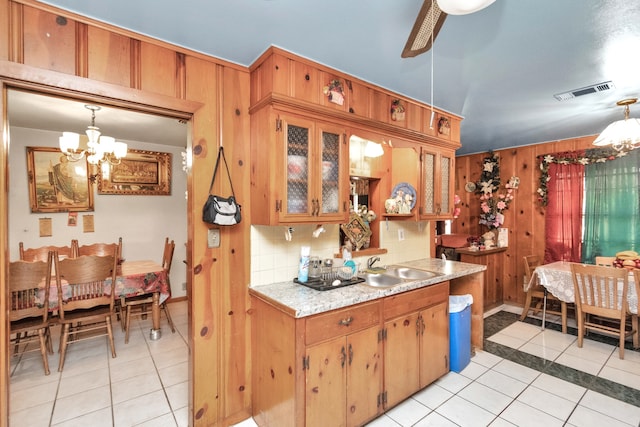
[437,0,495,15]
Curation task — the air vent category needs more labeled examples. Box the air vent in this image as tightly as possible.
[554,81,615,101]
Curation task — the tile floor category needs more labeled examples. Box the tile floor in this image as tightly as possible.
[9,301,189,427]
[10,302,640,426]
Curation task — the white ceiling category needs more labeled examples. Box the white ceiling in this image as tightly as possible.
[31,0,640,154]
[8,90,187,147]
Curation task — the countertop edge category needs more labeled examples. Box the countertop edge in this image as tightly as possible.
[249,259,486,318]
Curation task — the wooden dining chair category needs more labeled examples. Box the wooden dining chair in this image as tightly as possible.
[520,255,569,333]
[571,263,638,359]
[9,254,54,375]
[53,252,119,371]
[120,238,176,343]
[74,237,124,323]
[73,237,122,259]
[20,241,74,262]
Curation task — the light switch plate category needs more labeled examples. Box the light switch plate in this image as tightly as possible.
[398,228,405,241]
[208,228,220,248]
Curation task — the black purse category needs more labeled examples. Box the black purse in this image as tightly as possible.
[202,147,241,226]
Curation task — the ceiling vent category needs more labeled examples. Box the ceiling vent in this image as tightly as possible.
[554,81,615,101]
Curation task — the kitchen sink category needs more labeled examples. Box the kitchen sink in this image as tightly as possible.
[360,272,404,288]
[361,266,443,288]
[384,266,443,280]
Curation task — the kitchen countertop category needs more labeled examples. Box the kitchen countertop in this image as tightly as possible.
[249,258,486,318]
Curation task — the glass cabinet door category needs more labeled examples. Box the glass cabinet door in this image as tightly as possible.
[420,149,453,218]
[422,151,436,216]
[439,154,451,215]
[286,123,311,215]
[320,129,341,215]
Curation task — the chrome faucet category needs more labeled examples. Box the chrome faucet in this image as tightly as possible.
[367,256,381,270]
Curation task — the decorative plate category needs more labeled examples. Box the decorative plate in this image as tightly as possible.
[390,182,417,211]
[464,182,477,193]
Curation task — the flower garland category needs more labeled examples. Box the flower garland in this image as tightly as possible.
[536,147,631,206]
[476,153,515,230]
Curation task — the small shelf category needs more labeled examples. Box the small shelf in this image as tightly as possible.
[335,247,388,259]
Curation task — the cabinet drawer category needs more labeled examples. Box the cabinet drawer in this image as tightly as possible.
[305,301,380,346]
[383,282,449,320]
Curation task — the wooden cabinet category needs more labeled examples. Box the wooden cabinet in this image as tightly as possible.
[383,282,449,407]
[250,110,349,224]
[304,302,383,427]
[419,147,455,219]
[457,247,507,311]
[251,282,451,427]
[305,323,381,427]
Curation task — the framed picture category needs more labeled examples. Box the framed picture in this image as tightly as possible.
[98,149,171,195]
[27,146,94,213]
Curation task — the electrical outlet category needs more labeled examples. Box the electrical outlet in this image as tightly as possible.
[398,228,405,241]
[182,282,187,291]
[208,228,220,248]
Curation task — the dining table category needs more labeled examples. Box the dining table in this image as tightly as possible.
[39,259,169,340]
[532,261,639,328]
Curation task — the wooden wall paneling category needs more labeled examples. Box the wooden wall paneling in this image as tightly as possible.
[370,90,389,124]
[22,5,76,74]
[291,60,319,104]
[185,55,221,426]
[346,79,370,117]
[271,53,290,97]
[498,149,518,305]
[87,26,131,87]
[140,41,177,97]
[405,101,422,133]
[218,65,252,422]
[0,0,9,61]
[0,80,9,427]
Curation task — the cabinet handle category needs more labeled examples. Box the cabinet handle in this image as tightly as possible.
[348,343,354,366]
[341,346,346,368]
[315,199,321,216]
[338,316,353,326]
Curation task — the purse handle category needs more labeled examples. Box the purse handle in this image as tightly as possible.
[208,146,236,197]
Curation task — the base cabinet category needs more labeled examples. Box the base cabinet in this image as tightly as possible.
[251,281,450,427]
[383,282,449,407]
[305,326,381,427]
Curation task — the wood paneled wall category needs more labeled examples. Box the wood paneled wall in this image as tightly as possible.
[452,136,596,307]
[0,1,250,425]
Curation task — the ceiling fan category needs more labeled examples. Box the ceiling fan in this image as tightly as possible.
[401,0,496,58]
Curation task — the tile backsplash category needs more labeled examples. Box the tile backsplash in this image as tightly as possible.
[250,221,431,286]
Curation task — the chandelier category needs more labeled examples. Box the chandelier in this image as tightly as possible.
[59,105,128,165]
[593,98,640,152]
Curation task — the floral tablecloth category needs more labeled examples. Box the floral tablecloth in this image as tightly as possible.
[37,260,169,309]
[533,261,638,314]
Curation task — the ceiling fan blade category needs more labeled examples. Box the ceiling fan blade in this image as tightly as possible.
[401,0,448,58]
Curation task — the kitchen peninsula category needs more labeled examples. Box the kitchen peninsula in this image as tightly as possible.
[249,258,484,427]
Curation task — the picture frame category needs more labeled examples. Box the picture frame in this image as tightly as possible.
[27,146,94,213]
[98,149,171,195]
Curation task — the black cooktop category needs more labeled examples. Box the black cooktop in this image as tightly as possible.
[294,276,365,291]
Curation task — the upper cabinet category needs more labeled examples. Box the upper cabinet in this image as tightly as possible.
[281,114,348,223]
[419,148,455,219]
[249,47,462,225]
[250,109,348,225]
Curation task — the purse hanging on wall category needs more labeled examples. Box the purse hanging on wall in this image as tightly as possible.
[202,146,242,226]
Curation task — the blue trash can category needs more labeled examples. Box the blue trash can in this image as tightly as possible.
[449,294,473,373]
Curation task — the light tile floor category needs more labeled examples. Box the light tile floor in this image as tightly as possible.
[9,301,189,427]
[10,302,640,426]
